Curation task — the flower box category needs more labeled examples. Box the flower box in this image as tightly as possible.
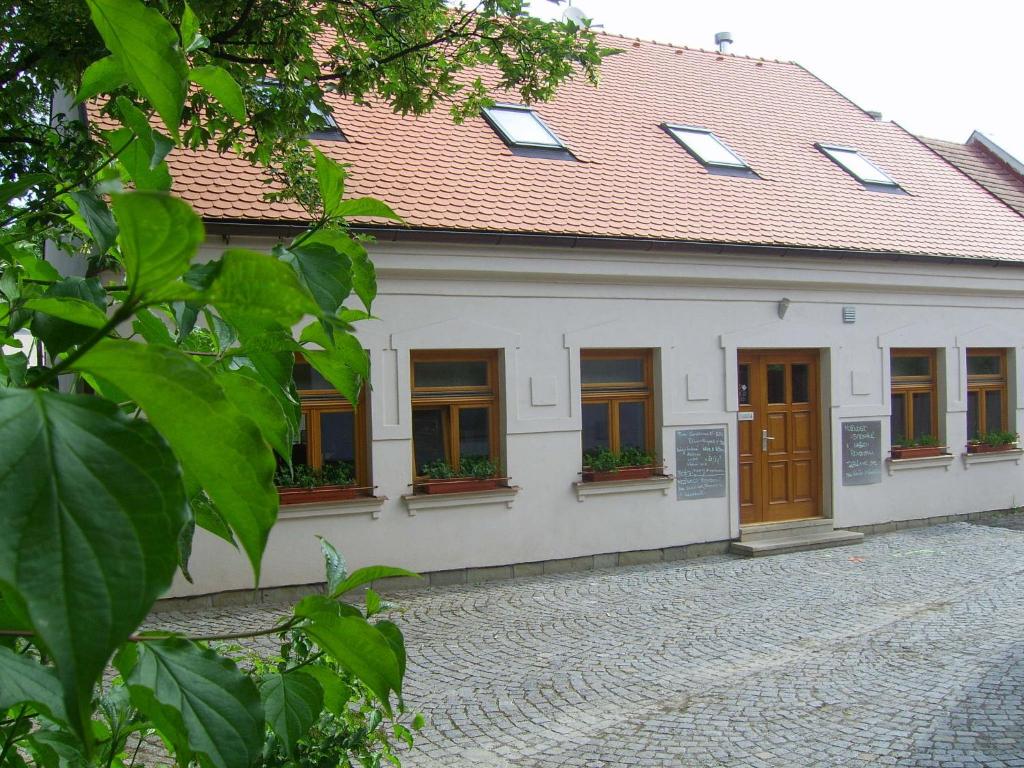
[966,442,1019,454]
[581,466,658,483]
[417,478,501,494]
[889,445,947,460]
[278,485,361,505]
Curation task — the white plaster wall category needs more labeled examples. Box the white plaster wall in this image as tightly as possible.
[171,238,1024,596]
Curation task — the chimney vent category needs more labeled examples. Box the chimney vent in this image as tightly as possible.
[866,110,883,121]
[715,31,734,53]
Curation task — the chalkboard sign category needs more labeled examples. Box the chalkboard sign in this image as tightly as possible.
[841,420,881,486]
[675,428,727,500]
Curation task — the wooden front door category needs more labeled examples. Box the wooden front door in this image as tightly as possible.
[737,350,821,524]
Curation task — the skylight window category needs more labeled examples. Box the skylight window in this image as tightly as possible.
[818,145,897,187]
[482,105,564,149]
[664,125,750,170]
[309,101,344,139]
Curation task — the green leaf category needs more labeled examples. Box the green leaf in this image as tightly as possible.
[180,3,202,52]
[122,638,263,768]
[300,323,368,406]
[69,190,118,255]
[112,192,203,298]
[72,339,277,577]
[375,620,406,680]
[0,174,49,207]
[109,127,173,191]
[1,353,28,387]
[28,277,106,356]
[318,537,346,595]
[0,389,187,736]
[0,646,68,723]
[84,0,188,140]
[301,230,376,312]
[312,148,346,219]
[214,370,291,460]
[206,249,319,325]
[364,588,381,617]
[302,666,349,716]
[189,65,245,121]
[189,490,236,547]
[328,566,420,599]
[78,55,128,103]
[335,197,402,222]
[258,671,323,756]
[302,614,402,708]
[132,308,175,346]
[13,254,60,282]
[277,243,352,315]
[115,96,172,170]
[23,297,107,329]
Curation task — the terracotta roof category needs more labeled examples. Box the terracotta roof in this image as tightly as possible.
[921,135,1024,218]
[163,34,1024,261]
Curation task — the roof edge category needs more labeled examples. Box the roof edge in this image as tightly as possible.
[969,131,1024,178]
[204,220,1023,268]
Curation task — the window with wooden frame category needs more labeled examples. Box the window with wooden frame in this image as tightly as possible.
[890,349,938,444]
[410,350,500,477]
[580,349,655,459]
[967,348,1008,438]
[279,359,369,493]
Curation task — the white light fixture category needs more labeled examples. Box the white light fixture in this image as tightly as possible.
[778,298,791,319]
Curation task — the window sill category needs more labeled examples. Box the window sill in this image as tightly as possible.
[278,495,386,520]
[402,486,520,515]
[961,448,1024,468]
[573,474,675,503]
[885,454,955,475]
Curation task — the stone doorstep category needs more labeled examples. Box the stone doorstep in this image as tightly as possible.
[738,516,835,543]
[730,529,865,558]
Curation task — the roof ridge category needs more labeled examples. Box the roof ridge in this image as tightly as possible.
[595,30,793,66]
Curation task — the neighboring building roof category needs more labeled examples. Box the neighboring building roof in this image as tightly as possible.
[921,132,1024,218]
[165,34,1024,262]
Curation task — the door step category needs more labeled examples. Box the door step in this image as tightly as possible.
[731,518,864,557]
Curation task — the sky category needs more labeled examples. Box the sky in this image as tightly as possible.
[527,0,1024,161]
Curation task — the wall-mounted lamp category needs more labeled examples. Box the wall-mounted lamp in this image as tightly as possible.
[777,298,791,319]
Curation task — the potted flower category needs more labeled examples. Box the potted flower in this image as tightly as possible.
[417,456,502,494]
[966,431,1020,454]
[582,447,660,482]
[890,435,947,460]
[275,462,361,504]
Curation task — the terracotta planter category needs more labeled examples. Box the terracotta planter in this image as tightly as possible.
[278,484,361,505]
[966,442,1018,454]
[889,445,947,460]
[419,478,500,494]
[582,466,656,482]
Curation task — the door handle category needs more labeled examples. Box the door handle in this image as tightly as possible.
[762,429,775,451]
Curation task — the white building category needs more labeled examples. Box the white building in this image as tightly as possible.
[162,35,1024,600]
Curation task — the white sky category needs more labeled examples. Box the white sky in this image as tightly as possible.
[527,0,1024,161]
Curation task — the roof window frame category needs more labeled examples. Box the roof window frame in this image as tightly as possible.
[254,78,346,141]
[662,123,758,178]
[481,104,568,151]
[816,143,901,191]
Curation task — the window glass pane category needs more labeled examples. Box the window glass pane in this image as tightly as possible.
[458,407,491,460]
[890,394,906,443]
[967,391,980,439]
[822,147,896,185]
[892,355,930,378]
[618,402,646,452]
[582,402,610,454]
[912,392,933,440]
[791,364,809,403]
[986,390,1003,434]
[581,356,645,386]
[291,411,309,466]
[669,128,747,167]
[294,362,334,391]
[767,364,786,404]
[413,407,448,472]
[968,355,1001,377]
[738,364,750,405]
[414,360,488,389]
[484,107,562,148]
[320,411,355,466]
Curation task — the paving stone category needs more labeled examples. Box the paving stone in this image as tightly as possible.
[147,516,1024,767]
[429,569,468,587]
[617,549,663,566]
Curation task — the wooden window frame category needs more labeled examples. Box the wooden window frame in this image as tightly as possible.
[890,348,939,444]
[410,350,500,479]
[967,348,1008,436]
[580,348,656,456]
[288,358,369,488]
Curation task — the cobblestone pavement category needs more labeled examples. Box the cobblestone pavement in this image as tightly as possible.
[151,518,1024,767]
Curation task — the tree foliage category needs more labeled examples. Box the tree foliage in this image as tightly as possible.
[0,0,603,765]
